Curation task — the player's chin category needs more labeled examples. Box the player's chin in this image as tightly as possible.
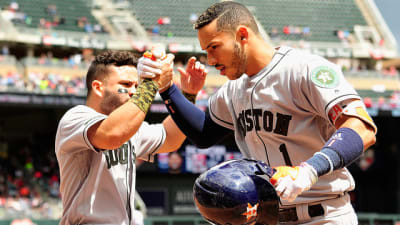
[226,72,242,80]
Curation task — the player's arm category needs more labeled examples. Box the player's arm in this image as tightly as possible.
[335,112,376,149]
[156,115,186,153]
[138,56,232,148]
[88,99,149,150]
[271,99,377,202]
[163,57,233,148]
[303,99,377,175]
[160,84,232,148]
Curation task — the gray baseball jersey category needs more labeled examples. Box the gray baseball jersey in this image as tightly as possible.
[55,105,166,225]
[209,46,362,206]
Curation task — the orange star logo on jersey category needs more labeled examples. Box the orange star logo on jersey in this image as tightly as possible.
[242,203,259,221]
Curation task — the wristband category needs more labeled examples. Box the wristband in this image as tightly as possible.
[182,91,197,104]
[324,127,363,166]
[306,127,363,176]
[307,148,341,176]
[129,78,158,113]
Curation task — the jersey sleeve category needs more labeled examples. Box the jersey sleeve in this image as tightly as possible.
[134,121,166,162]
[208,82,235,130]
[55,106,107,155]
[301,56,360,122]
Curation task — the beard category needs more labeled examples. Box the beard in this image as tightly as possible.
[99,89,125,115]
[230,42,247,80]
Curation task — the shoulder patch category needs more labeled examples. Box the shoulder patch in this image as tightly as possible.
[311,66,339,89]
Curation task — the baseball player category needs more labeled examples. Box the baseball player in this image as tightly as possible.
[138,2,377,224]
[55,50,204,225]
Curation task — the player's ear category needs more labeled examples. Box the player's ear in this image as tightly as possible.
[236,26,249,44]
[92,80,104,97]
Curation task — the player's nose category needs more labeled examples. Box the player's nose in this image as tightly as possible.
[207,54,217,66]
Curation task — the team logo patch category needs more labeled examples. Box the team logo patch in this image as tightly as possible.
[242,203,259,221]
[311,66,339,88]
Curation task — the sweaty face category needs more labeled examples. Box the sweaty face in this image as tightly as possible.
[99,65,138,115]
[198,20,247,80]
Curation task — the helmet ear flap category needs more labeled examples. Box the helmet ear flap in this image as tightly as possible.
[254,161,276,178]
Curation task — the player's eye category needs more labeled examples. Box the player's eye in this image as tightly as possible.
[121,82,132,87]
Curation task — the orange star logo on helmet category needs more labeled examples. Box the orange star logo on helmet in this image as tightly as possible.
[242,203,259,221]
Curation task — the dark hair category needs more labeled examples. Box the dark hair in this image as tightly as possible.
[194,1,259,34]
[85,50,138,95]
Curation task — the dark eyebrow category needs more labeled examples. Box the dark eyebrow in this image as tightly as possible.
[120,79,133,84]
[204,42,215,51]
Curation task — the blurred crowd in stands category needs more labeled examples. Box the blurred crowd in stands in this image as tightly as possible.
[269,25,312,41]
[0,70,86,96]
[1,51,400,109]
[1,1,106,33]
[0,139,62,219]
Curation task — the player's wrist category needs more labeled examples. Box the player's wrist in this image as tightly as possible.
[181,90,197,104]
[129,78,158,114]
[299,162,318,185]
[306,148,341,176]
[159,81,173,93]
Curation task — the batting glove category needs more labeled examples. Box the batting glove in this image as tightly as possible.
[137,56,162,79]
[270,163,318,202]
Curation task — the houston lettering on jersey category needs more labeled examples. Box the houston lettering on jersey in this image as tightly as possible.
[236,108,292,137]
[103,143,136,169]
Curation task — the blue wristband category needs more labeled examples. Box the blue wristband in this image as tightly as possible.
[324,127,364,167]
[306,127,364,176]
[306,148,342,176]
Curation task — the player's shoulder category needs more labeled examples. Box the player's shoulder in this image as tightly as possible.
[62,105,91,117]
[59,105,99,124]
[283,46,324,63]
[282,46,339,71]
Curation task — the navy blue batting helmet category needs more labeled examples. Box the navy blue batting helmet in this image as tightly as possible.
[193,159,279,225]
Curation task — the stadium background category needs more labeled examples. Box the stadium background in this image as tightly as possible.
[0,0,399,224]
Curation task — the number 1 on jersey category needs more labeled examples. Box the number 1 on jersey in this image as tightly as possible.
[279,144,293,166]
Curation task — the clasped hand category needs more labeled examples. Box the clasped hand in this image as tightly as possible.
[270,163,318,202]
[137,54,208,94]
[137,54,175,91]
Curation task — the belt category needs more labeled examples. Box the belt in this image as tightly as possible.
[279,204,324,223]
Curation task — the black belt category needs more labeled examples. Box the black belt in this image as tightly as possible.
[279,204,324,223]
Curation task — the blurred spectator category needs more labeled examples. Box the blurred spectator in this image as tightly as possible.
[152,25,160,36]
[2,46,10,55]
[168,152,183,174]
[45,5,57,17]
[84,23,93,33]
[76,17,87,29]
[10,1,19,12]
[93,23,103,33]
[269,27,279,40]
[157,17,170,25]
[190,13,198,24]
[283,25,290,35]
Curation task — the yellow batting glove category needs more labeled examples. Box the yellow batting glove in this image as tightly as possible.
[270,166,299,186]
[270,163,318,202]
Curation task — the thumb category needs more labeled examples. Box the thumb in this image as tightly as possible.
[164,53,175,63]
[177,67,187,77]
